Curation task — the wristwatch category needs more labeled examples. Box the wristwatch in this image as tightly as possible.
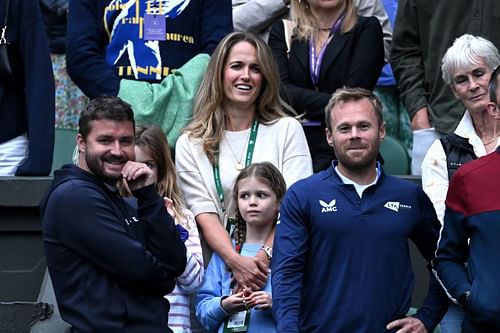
[261,245,273,261]
[458,290,471,307]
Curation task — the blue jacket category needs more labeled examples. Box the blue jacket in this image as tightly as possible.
[272,164,448,333]
[41,164,187,333]
[66,0,232,98]
[0,0,54,175]
[196,243,275,333]
[433,149,500,332]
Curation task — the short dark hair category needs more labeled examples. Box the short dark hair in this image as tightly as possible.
[325,87,384,131]
[489,65,500,105]
[78,96,135,139]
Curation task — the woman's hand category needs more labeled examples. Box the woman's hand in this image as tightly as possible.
[228,254,268,291]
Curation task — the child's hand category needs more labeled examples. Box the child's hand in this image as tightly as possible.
[221,291,249,313]
[246,291,272,310]
[163,197,175,217]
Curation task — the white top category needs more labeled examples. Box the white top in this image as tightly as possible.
[175,117,313,225]
[165,209,204,333]
[421,111,500,223]
[335,166,379,198]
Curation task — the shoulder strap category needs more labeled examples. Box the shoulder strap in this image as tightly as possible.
[282,19,296,58]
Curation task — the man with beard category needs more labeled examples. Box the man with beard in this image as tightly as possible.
[40,96,186,333]
[272,88,448,333]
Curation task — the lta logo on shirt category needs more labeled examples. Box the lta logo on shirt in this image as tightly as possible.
[384,201,412,212]
[319,199,337,213]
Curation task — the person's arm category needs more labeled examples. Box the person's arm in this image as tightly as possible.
[390,0,430,128]
[15,0,55,176]
[421,139,449,224]
[121,161,187,276]
[51,183,182,294]
[355,0,392,62]
[279,118,314,187]
[432,171,471,302]
[133,187,187,278]
[195,253,230,331]
[175,211,205,292]
[406,187,450,332]
[233,0,289,35]
[342,17,385,92]
[272,186,308,333]
[66,0,120,98]
[199,0,233,55]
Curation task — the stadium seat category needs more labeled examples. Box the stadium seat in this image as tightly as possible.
[380,135,411,175]
[51,128,78,174]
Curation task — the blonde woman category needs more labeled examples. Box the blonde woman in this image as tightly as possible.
[175,32,312,292]
[268,0,385,172]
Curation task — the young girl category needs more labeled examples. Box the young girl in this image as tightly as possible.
[195,162,287,333]
[124,124,204,333]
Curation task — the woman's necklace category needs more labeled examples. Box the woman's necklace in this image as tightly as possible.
[483,135,499,146]
[223,129,251,171]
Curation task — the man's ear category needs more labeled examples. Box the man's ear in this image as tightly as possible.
[379,122,386,142]
[76,134,86,153]
[486,102,500,119]
[325,127,334,147]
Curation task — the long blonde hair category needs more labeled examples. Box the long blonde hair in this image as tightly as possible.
[184,32,291,165]
[291,0,357,42]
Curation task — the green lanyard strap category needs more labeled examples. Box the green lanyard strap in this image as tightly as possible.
[213,119,259,213]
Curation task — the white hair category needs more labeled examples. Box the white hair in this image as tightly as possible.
[441,34,500,85]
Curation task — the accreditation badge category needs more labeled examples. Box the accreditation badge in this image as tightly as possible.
[143,14,166,41]
[223,309,251,333]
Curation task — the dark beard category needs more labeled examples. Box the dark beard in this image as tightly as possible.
[85,151,126,184]
[333,141,380,173]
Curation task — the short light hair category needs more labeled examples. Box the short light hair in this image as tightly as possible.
[325,87,384,131]
[441,34,500,86]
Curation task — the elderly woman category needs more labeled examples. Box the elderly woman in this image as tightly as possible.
[175,32,312,291]
[422,34,500,333]
[268,0,384,172]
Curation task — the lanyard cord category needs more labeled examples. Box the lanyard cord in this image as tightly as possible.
[213,119,259,213]
[309,10,346,88]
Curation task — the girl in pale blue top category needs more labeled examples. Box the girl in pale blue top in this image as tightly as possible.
[195,162,286,333]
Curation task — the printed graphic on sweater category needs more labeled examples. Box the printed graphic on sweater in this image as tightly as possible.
[104,0,193,80]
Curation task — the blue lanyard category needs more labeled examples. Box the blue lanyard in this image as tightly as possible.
[309,11,346,88]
